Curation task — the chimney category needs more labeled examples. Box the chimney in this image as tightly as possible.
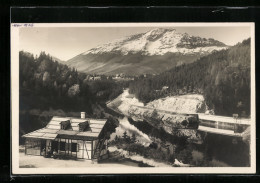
[81,112,86,119]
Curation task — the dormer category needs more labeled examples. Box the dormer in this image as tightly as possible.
[60,120,71,130]
[78,121,90,132]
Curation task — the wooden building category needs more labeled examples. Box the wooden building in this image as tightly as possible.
[22,113,109,161]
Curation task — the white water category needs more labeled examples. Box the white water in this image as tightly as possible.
[117,90,144,115]
[110,117,152,146]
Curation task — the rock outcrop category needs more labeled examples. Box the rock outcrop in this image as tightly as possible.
[108,89,201,140]
[128,105,199,134]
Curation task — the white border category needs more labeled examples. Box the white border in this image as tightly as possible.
[11,23,256,174]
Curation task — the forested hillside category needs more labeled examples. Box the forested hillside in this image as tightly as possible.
[19,51,124,141]
[129,38,251,117]
[20,51,92,113]
[20,51,125,112]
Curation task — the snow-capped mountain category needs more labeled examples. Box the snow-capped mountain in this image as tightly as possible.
[84,28,226,56]
[67,28,228,75]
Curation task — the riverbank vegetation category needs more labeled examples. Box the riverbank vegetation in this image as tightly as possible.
[108,127,249,167]
[125,118,249,166]
[109,132,176,165]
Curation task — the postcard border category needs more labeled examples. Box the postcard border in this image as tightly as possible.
[11,22,256,174]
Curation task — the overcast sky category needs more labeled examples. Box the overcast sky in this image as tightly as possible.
[20,26,251,61]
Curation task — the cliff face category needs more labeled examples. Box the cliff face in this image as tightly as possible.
[127,105,201,142]
[128,105,199,134]
[107,89,202,139]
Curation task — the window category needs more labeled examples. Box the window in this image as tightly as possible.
[52,141,58,150]
[61,124,67,130]
[60,141,66,151]
[60,120,70,130]
[78,121,89,132]
[71,143,77,152]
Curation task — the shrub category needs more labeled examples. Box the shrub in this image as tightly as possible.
[68,84,80,97]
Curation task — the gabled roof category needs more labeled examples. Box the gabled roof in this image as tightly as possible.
[23,116,108,141]
[22,128,59,140]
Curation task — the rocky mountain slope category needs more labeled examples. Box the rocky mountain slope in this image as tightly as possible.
[67,28,228,75]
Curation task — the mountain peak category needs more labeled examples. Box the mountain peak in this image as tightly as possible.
[82,28,227,56]
[145,28,176,34]
[67,28,228,75]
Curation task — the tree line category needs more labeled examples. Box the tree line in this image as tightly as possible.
[129,38,251,117]
[19,51,125,113]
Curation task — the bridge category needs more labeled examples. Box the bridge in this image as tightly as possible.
[197,113,251,137]
[198,113,251,125]
[198,126,244,137]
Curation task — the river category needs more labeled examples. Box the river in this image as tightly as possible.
[109,117,250,167]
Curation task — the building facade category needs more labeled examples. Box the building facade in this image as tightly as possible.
[22,113,109,161]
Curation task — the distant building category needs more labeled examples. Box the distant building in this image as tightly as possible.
[93,76,101,80]
[22,112,109,161]
[162,86,169,90]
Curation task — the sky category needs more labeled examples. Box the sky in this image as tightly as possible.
[19,26,251,61]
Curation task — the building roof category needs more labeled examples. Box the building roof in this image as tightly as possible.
[23,116,108,141]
